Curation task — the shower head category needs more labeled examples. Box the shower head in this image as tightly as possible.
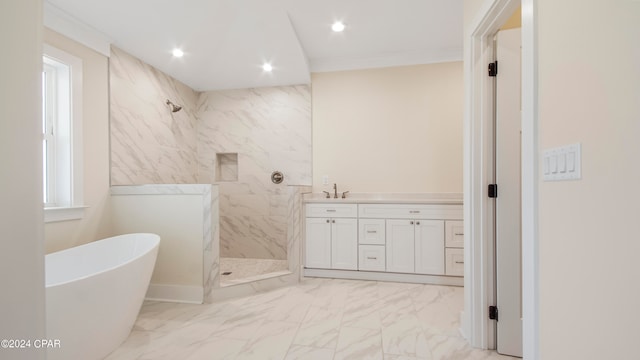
[166,99,182,113]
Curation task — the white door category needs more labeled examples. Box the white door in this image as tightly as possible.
[305,218,331,269]
[331,218,358,270]
[495,27,523,358]
[385,219,415,273]
[414,220,445,275]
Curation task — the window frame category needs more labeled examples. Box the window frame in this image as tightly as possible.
[42,44,85,223]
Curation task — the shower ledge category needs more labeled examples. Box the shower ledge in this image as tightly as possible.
[303,192,463,205]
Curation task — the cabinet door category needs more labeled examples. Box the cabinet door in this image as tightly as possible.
[331,218,358,270]
[305,218,331,269]
[414,220,445,275]
[386,219,415,273]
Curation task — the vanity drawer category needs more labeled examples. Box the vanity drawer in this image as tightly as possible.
[359,219,385,245]
[358,245,386,271]
[445,220,464,248]
[306,203,358,218]
[445,248,464,276]
[358,204,463,220]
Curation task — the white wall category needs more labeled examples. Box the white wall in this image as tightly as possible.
[536,1,640,358]
[111,195,204,287]
[43,29,113,253]
[312,63,463,194]
[0,1,46,358]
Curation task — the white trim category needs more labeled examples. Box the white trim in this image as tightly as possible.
[303,268,464,286]
[310,47,463,73]
[521,0,539,358]
[43,1,111,57]
[463,0,527,351]
[145,284,204,304]
[44,206,87,223]
[43,44,85,216]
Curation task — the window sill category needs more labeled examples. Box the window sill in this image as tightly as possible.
[44,206,87,223]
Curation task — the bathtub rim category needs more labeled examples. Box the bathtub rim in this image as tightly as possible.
[45,233,160,288]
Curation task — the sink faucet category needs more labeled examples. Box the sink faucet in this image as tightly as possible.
[333,183,338,198]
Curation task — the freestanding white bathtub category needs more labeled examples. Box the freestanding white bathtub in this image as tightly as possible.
[45,233,160,360]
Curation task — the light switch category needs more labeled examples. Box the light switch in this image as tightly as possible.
[543,143,581,181]
[322,175,329,185]
[567,152,576,172]
[550,155,558,174]
[544,156,550,175]
[558,153,566,173]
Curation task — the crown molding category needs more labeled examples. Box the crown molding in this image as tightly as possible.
[309,47,463,73]
[43,1,112,57]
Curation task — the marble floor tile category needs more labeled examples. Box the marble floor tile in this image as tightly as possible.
[107,278,520,360]
[184,338,247,360]
[284,345,335,360]
[334,327,384,360]
[234,321,300,360]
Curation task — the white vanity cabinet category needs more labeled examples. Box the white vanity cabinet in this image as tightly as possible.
[305,199,463,286]
[386,219,445,275]
[305,204,358,271]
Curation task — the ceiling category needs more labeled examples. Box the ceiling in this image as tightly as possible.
[45,0,463,92]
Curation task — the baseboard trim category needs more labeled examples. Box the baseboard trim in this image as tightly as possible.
[303,268,464,286]
[145,284,204,304]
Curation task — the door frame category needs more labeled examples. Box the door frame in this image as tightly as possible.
[463,0,539,358]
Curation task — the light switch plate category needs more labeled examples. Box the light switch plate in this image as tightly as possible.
[543,143,581,181]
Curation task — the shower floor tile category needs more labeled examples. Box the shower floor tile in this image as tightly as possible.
[220,257,289,287]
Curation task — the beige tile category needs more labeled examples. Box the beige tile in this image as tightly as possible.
[235,321,300,360]
[109,279,517,360]
[184,337,247,360]
[334,327,384,360]
[284,345,335,360]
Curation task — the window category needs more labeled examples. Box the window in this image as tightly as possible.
[42,45,85,222]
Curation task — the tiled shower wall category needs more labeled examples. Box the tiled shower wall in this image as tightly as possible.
[110,46,199,184]
[197,87,312,259]
[109,47,311,260]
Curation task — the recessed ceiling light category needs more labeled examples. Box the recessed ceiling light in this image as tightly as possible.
[172,48,184,58]
[262,63,273,72]
[331,21,345,32]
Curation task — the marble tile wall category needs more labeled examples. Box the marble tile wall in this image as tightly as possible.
[109,47,311,262]
[110,46,199,185]
[197,86,312,260]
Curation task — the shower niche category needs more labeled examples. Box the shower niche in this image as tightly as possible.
[215,153,238,182]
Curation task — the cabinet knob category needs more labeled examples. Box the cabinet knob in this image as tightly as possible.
[416,221,420,225]
[326,219,330,223]
[410,221,414,225]
[332,220,336,223]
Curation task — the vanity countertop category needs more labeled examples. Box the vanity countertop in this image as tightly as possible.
[303,192,463,205]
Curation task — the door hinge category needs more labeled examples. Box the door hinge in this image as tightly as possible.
[489,306,498,321]
[488,61,498,77]
[488,184,498,198]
